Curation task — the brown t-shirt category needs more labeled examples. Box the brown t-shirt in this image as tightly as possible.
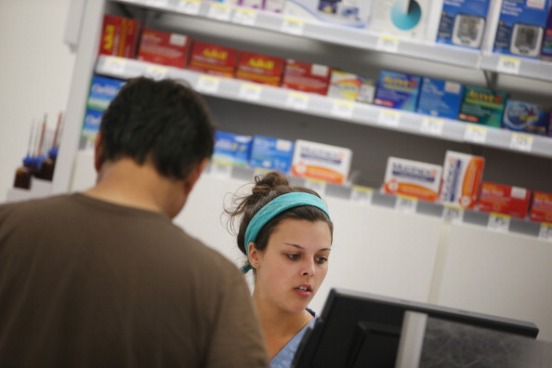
[0,194,268,368]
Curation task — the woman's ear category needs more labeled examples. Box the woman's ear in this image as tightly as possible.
[248,243,260,269]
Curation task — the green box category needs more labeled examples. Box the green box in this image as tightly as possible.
[458,86,508,127]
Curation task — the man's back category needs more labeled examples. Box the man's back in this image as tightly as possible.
[0,194,268,367]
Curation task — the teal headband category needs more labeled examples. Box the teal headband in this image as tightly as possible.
[242,192,330,273]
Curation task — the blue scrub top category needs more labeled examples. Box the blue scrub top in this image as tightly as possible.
[270,310,316,368]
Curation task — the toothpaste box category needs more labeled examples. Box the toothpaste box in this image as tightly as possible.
[137,29,191,68]
[235,51,285,86]
[99,15,141,58]
[374,70,422,112]
[439,150,485,208]
[474,181,531,218]
[213,131,252,166]
[530,191,552,223]
[416,77,464,119]
[494,0,550,58]
[383,157,443,202]
[327,69,376,103]
[188,41,238,78]
[502,100,549,135]
[458,85,508,127]
[87,75,125,111]
[291,139,352,185]
[249,135,295,173]
[436,0,490,49]
[282,60,331,95]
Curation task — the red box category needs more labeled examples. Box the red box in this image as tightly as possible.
[530,191,552,223]
[188,41,238,78]
[99,15,140,58]
[137,29,191,68]
[282,60,331,95]
[235,52,285,86]
[473,182,531,219]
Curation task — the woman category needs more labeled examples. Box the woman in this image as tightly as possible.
[226,171,333,367]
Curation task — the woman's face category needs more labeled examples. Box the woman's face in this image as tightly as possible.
[251,218,332,314]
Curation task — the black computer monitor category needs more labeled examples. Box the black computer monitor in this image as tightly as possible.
[292,288,539,368]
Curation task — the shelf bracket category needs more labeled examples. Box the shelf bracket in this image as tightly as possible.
[483,70,498,90]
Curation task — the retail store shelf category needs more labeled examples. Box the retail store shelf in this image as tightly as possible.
[480,53,552,83]
[96,55,552,159]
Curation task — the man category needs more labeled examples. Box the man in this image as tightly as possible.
[0,77,269,367]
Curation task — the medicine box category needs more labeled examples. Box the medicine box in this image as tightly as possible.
[291,139,352,185]
[283,0,371,28]
[213,131,252,166]
[530,191,552,223]
[374,70,421,112]
[327,69,376,103]
[249,135,294,173]
[235,51,285,86]
[99,15,141,58]
[436,0,490,48]
[494,0,550,58]
[368,0,436,41]
[87,75,125,111]
[282,60,331,95]
[383,157,443,202]
[416,77,463,119]
[81,109,103,142]
[474,181,531,218]
[137,29,191,68]
[458,85,508,127]
[502,100,549,135]
[264,0,286,12]
[440,150,485,208]
[188,41,238,78]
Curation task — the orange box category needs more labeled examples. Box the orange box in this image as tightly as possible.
[235,51,285,86]
[188,41,238,78]
[529,191,552,223]
[439,151,485,208]
[137,29,191,68]
[474,182,531,219]
[99,15,140,58]
[282,60,331,95]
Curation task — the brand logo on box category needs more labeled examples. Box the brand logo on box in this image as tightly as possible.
[466,90,503,104]
[383,76,418,88]
[203,48,228,60]
[248,58,275,70]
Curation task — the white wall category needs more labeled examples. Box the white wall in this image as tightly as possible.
[0,0,75,202]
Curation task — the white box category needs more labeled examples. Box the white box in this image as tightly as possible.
[291,139,352,185]
[383,157,443,201]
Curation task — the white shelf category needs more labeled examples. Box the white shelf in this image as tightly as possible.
[96,55,552,159]
[480,53,552,83]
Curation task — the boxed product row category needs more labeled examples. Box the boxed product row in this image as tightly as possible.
[383,152,552,223]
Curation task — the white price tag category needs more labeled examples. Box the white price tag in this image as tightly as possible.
[378,109,400,128]
[207,3,232,21]
[196,75,221,94]
[350,186,373,205]
[285,92,309,110]
[143,64,168,80]
[395,196,417,213]
[487,213,510,232]
[145,0,169,7]
[103,56,127,76]
[331,100,354,119]
[281,17,305,35]
[232,8,257,26]
[238,83,262,101]
[464,124,487,144]
[509,133,534,153]
[177,0,201,14]
[442,206,464,223]
[420,117,444,136]
[210,162,233,178]
[304,179,327,195]
[376,35,399,53]
[497,56,521,75]
[538,223,552,241]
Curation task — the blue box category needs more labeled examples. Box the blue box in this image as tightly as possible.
[416,77,464,119]
[249,135,294,173]
[213,131,252,167]
[374,71,421,112]
[494,0,550,58]
[502,100,549,135]
[436,0,490,48]
[87,75,126,111]
[82,108,104,140]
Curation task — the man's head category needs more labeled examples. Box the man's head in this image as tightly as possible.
[97,77,215,180]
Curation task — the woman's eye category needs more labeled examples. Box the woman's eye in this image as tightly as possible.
[286,254,300,261]
[316,257,328,265]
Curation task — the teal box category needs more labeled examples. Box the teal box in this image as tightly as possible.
[87,75,125,111]
[374,71,421,112]
[416,77,464,119]
[458,86,508,127]
[502,100,549,135]
[213,131,252,166]
[249,135,294,173]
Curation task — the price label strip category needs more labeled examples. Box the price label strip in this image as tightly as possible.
[376,35,399,53]
[285,92,309,110]
[464,124,487,144]
[395,196,417,214]
[420,117,444,136]
[145,0,169,7]
[350,186,373,205]
[207,3,232,21]
[281,17,305,35]
[509,133,533,153]
[232,8,257,26]
[378,109,400,128]
[497,56,521,75]
[487,213,510,232]
[304,179,327,195]
[538,223,552,242]
[103,56,127,76]
[442,205,464,223]
[144,64,168,81]
[196,75,221,94]
[331,100,354,119]
[177,0,201,14]
[238,83,262,101]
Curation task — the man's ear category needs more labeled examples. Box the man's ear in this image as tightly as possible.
[93,131,104,172]
[183,158,208,195]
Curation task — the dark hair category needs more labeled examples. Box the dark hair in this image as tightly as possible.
[99,77,216,179]
[225,171,334,257]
